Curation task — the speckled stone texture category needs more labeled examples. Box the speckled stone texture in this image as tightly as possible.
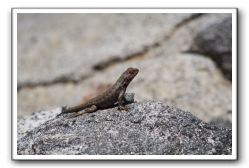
[17,101,231,155]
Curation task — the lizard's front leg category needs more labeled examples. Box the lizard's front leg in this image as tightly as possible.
[117,89,128,111]
[67,105,97,118]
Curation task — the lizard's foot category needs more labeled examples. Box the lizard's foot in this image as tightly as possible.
[118,105,128,111]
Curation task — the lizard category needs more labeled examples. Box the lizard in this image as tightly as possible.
[60,67,139,118]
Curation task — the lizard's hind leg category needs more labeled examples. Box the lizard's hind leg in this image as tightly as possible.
[67,105,97,119]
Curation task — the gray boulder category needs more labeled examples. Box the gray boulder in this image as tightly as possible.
[191,16,232,80]
[17,107,62,139]
[17,101,232,155]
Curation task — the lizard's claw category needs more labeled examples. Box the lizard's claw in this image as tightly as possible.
[118,106,129,111]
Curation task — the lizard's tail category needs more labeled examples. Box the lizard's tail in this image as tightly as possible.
[56,105,85,118]
[61,104,87,113]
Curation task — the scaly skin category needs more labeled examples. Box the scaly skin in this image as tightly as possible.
[61,67,139,116]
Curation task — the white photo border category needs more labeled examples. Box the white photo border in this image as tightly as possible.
[12,8,238,160]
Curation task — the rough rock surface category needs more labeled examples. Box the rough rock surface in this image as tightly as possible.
[18,107,62,139]
[17,101,232,155]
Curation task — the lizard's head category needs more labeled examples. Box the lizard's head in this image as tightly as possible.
[124,67,139,79]
[115,67,139,88]
[120,67,139,86]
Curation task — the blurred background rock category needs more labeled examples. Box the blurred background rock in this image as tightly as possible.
[17,13,232,126]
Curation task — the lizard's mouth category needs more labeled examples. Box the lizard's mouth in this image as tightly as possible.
[125,67,139,79]
[133,68,139,76]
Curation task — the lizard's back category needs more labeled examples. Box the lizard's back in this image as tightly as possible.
[63,86,119,113]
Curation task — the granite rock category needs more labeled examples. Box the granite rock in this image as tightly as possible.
[17,107,62,139]
[17,101,232,155]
